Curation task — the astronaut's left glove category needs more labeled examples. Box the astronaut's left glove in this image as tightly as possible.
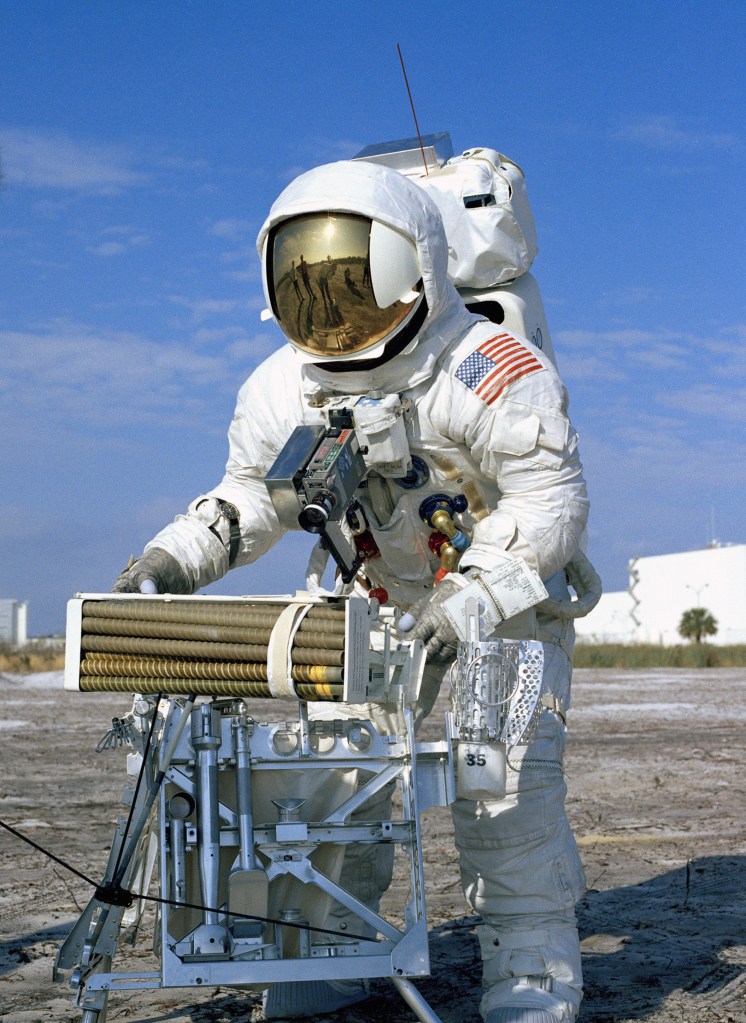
[535,548,602,619]
[113,548,191,594]
[397,575,469,663]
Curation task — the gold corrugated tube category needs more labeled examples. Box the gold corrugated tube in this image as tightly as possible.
[82,599,346,629]
[290,664,343,683]
[78,674,343,700]
[80,616,345,649]
[295,683,342,701]
[78,675,275,697]
[80,654,344,685]
[81,616,274,645]
[292,630,345,650]
[296,617,346,636]
[289,646,344,666]
[81,634,272,662]
[81,655,270,681]
[80,634,345,666]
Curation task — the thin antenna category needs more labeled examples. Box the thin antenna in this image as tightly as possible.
[397,43,429,175]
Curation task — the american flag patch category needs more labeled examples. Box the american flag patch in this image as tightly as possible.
[455,332,544,405]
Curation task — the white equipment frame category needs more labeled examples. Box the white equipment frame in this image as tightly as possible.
[55,593,454,1023]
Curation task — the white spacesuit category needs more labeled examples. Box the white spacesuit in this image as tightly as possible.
[116,158,596,1023]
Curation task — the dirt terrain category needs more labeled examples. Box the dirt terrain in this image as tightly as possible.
[1,666,744,1023]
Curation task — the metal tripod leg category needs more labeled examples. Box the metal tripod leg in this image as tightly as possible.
[56,698,195,1021]
[77,954,112,1023]
[391,976,443,1023]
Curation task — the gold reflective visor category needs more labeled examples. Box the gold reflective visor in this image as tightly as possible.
[268,213,420,358]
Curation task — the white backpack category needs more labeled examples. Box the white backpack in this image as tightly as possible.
[415,147,538,288]
[354,135,555,364]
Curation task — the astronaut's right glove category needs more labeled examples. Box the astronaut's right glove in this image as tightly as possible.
[396,575,469,663]
[113,547,191,594]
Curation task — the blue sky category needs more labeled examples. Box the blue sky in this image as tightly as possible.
[1,1,744,636]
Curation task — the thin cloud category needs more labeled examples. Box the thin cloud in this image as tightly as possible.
[86,225,152,256]
[225,267,259,283]
[581,422,746,492]
[559,325,746,418]
[628,344,690,372]
[87,241,128,257]
[0,321,264,436]
[209,218,255,240]
[659,383,746,422]
[0,126,150,194]
[613,115,742,153]
[306,136,365,162]
[557,327,689,349]
[166,295,252,322]
[219,245,255,265]
[191,326,248,345]
[559,351,628,383]
[103,225,151,245]
[599,286,660,308]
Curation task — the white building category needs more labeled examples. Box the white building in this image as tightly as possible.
[0,599,29,647]
[575,543,746,646]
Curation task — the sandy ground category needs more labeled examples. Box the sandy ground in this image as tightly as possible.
[1,666,744,1023]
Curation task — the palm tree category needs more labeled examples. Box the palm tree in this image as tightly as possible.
[678,607,718,644]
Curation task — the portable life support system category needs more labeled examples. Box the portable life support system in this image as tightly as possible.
[353,132,557,366]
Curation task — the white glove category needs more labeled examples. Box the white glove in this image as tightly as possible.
[397,576,466,663]
[113,548,191,594]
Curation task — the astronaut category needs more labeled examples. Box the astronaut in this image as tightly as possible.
[115,158,600,1023]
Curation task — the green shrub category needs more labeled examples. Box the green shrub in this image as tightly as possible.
[573,643,746,668]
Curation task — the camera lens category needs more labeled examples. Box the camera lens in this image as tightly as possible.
[298,491,335,534]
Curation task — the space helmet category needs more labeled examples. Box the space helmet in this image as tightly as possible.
[256,159,458,370]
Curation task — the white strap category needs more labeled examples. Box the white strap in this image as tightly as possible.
[267,603,309,699]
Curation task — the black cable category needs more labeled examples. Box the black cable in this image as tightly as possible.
[113,694,198,890]
[0,817,379,944]
[136,890,376,943]
[112,693,162,881]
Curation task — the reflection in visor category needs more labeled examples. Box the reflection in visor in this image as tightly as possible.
[269,213,419,358]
